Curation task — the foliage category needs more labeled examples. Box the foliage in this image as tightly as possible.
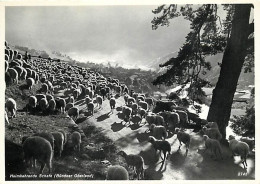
[230,105,255,138]
[151,4,254,101]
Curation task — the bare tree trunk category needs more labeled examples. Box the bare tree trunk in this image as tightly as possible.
[207,4,252,144]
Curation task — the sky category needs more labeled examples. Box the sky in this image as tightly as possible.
[5,5,218,69]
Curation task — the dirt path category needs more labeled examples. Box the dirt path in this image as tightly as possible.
[76,96,254,180]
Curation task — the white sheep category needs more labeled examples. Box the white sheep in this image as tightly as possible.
[39,98,49,112]
[203,135,223,160]
[175,128,190,155]
[5,98,17,118]
[149,124,168,140]
[68,107,79,121]
[26,78,35,90]
[51,131,65,157]
[65,102,74,112]
[88,102,94,116]
[28,95,37,109]
[117,151,144,180]
[96,95,103,109]
[8,68,19,84]
[23,136,53,174]
[202,126,222,141]
[71,131,81,152]
[122,106,132,125]
[106,165,129,180]
[148,136,171,161]
[48,99,56,113]
[229,135,249,169]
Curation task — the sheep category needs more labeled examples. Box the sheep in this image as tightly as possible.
[65,102,74,112]
[71,131,81,152]
[33,132,55,150]
[68,107,79,121]
[8,68,19,84]
[35,94,46,104]
[206,122,219,129]
[46,94,54,102]
[148,136,171,161]
[5,98,17,118]
[149,124,168,140]
[96,95,103,109]
[122,106,132,125]
[202,126,222,141]
[131,103,139,116]
[138,107,147,120]
[85,95,92,106]
[203,135,223,160]
[73,88,81,99]
[14,66,23,79]
[109,97,116,111]
[175,128,190,155]
[22,136,53,174]
[145,114,165,126]
[58,129,67,145]
[173,110,189,126]
[127,97,136,106]
[20,67,27,80]
[48,99,56,113]
[5,110,9,125]
[39,98,49,113]
[124,94,129,105]
[41,83,49,94]
[69,96,75,104]
[26,78,35,90]
[153,100,177,113]
[51,131,65,157]
[229,135,249,169]
[58,98,66,113]
[28,95,37,110]
[138,101,148,111]
[106,165,129,180]
[117,151,144,180]
[159,111,180,131]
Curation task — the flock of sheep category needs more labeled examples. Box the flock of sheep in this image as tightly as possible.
[5,41,251,180]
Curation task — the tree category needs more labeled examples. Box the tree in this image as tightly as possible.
[151,4,254,142]
[207,4,253,143]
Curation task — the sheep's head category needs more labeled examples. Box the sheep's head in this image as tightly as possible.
[203,135,209,141]
[149,124,156,131]
[228,135,235,140]
[202,126,207,132]
[148,136,156,143]
[117,151,127,157]
[175,128,180,133]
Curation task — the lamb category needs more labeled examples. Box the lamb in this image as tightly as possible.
[96,95,103,109]
[106,165,129,180]
[148,136,171,161]
[5,98,17,118]
[71,131,81,152]
[202,126,222,141]
[229,135,249,169]
[23,136,53,174]
[175,128,190,155]
[149,124,168,140]
[68,107,79,121]
[203,135,223,160]
[39,98,49,113]
[8,68,19,84]
[26,78,35,90]
[51,131,65,157]
[117,151,144,180]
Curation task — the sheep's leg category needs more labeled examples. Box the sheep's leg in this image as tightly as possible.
[178,140,182,150]
[39,162,45,174]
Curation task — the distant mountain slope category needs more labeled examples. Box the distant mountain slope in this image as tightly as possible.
[148,52,254,90]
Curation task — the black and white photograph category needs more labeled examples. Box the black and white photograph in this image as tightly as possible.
[3,1,257,181]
